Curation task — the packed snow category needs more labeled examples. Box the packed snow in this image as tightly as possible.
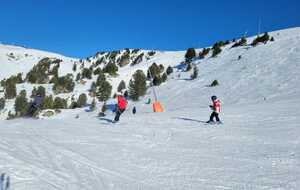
[0,27,300,189]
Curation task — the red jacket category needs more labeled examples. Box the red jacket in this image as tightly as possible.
[117,95,127,110]
[212,99,221,113]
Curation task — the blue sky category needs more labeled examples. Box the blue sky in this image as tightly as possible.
[0,0,299,58]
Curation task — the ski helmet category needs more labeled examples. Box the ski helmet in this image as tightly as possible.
[211,95,217,101]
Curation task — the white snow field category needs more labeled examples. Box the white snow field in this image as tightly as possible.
[0,27,300,189]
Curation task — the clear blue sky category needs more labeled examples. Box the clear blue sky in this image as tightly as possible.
[1,0,299,58]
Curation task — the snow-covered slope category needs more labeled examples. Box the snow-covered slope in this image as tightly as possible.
[0,44,76,80]
[0,27,300,189]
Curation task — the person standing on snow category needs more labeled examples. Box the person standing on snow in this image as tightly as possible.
[207,95,222,124]
[114,93,127,122]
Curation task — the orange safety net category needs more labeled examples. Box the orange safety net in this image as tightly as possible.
[153,101,164,112]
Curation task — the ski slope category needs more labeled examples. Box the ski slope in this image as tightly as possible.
[0,27,300,189]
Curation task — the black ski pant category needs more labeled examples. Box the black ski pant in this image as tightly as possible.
[209,112,220,122]
[114,109,125,122]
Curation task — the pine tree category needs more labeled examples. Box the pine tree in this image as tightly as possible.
[191,66,198,80]
[76,73,81,81]
[0,98,5,110]
[77,93,87,107]
[93,67,102,75]
[162,73,168,82]
[72,63,77,72]
[41,95,54,109]
[166,66,173,75]
[186,63,192,72]
[199,48,210,59]
[153,75,162,86]
[210,79,219,87]
[96,73,112,102]
[81,68,92,79]
[14,90,29,117]
[185,48,196,62]
[103,62,118,75]
[147,63,160,79]
[4,79,16,99]
[117,80,126,92]
[53,97,67,109]
[36,86,46,97]
[90,98,96,111]
[212,45,222,57]
[129,70,147,101]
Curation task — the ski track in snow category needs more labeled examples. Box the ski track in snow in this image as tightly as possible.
[0,100,300,189]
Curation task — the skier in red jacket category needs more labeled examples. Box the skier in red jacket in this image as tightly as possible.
[114,93,127,122]
[207,95,222,124]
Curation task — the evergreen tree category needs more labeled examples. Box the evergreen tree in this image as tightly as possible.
[0,98,5,110]
[4,79,16,99]
[159,64,165,73]
[212,45,222,57]
[153,75,162,86]
[129,70,147,101]
[53,97,67,109]
[36,86,46,97]
[90,82,97,94]
[76,73,81,81]
[14,90,29,117]
[199,48,210,59]
[166,66,173,75]
[185,48,196,62]
[90,98,96,111]
[147,63,160,79]
[186,63,192,72]
[210,79,219,87]
[41,95,54,109]
[191,66,199,80]
[103,62,118,75]
[81,68,92,79]
[96,73,112,102]
[162,73,168,82]
[93,67,102,75]
[117,80,126,92]
[77,93,87,107]
[53,74,75,94]
[72,63,77,72]
[232,37,247,48]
